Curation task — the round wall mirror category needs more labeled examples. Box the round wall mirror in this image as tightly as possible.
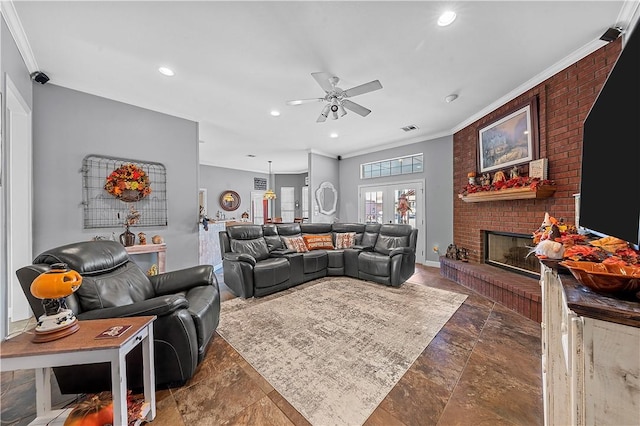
[219,190,241,211]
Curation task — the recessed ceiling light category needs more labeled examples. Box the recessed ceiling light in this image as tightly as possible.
[445,94,458,103]
[158,67,175,76]
[270,110,281,117]
[437,11,457,27]
[329,132,339,138]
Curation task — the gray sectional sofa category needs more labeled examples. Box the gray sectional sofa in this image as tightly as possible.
[218,222,418,298]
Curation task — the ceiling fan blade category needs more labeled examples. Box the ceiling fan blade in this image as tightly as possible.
[286,98,324,106]
[311,72,336,93]
[344,80,383,98]
[316,113,328,123]
[342,99,371,117]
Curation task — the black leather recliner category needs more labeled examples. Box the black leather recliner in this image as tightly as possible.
[15,240,220,394]
[219,225,303,298]
[357,224,418,286]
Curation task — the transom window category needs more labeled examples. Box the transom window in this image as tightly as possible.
[361,154,423,179]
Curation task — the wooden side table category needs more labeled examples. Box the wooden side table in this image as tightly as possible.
[125,243,166,273]
[0,316,157,425]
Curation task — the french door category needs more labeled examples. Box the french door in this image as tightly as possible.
[358,180,425,263]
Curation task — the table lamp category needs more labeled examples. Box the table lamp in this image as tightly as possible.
[30,262,83,343]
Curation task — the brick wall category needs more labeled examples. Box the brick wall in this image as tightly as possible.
[453,40,622,264]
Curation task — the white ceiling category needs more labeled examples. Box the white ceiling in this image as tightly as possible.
[7,1,639,174]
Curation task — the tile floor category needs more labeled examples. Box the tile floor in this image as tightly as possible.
[1,266,543,425]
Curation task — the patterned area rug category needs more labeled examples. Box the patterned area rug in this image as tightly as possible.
[217,277,467,426]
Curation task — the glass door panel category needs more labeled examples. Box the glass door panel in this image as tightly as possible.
[280,187,295,223]
[364,190,383,223]
[394,188,417,226]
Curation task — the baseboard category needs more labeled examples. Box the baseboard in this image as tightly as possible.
[423,260,440,268]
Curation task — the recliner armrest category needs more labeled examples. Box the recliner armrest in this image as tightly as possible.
[388,247,412,257]
[351,245,374,251]
[223,252,257,266]
[270,248,297,256]
[151,265,214,295]
[76,294,189,320]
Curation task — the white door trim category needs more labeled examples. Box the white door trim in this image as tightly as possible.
[4,75,33,327]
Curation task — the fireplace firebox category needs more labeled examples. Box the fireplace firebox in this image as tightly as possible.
[483,231,539,278]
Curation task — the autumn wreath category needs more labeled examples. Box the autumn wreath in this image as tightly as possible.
[104,163,151,202]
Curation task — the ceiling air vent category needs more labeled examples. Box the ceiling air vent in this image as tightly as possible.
[401,125,419,132]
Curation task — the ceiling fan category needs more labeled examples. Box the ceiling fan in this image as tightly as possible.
[286,72,383,122]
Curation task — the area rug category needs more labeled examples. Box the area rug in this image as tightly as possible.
[217,277,467,426]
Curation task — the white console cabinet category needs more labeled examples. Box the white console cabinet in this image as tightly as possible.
[541,264,640,425]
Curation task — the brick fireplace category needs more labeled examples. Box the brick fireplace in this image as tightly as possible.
[442,38,622,322]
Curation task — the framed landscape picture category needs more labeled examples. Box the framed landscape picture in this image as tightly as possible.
[478,96,539,173]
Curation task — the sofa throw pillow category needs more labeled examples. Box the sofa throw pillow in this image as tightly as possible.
[303,234,335,251]
[335,232,356,249]
[282,236,309,253]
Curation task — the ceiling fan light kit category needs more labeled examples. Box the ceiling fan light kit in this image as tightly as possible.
[288,72,383,123]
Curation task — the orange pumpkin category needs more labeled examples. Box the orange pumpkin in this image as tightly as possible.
[63,392,113,426]
[30,264,82,299]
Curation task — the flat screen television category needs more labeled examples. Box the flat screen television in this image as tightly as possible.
[579,24,640,248]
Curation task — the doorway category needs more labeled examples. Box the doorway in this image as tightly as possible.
[358,180,425,263]
[250,191,266,224]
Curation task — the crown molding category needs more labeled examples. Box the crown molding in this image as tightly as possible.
[451,39,606,135]
[339,130,452,160]
[340,3,640,161]
[1,0,38,73]
[618,0,640,41]
[451,0,640,135]
[308,149,337,160]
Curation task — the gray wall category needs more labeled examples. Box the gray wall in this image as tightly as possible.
[32,84,200,271]
[199,165,308,221]
[338,136,453,264]
[308,152,340,223]
[199,164,267,221]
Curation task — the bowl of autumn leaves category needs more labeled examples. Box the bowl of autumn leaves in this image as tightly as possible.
[560,259,640,294]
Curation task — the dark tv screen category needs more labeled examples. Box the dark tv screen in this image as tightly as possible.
[580,26,640,247]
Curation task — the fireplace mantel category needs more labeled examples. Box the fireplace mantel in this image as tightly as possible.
[458,185,556,203]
